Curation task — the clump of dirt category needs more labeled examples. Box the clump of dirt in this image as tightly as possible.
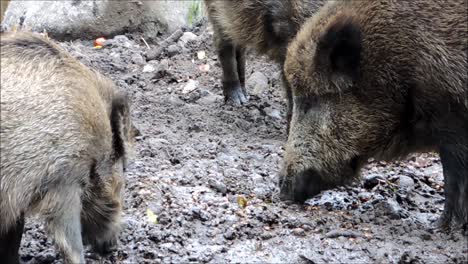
[18,21,467,263]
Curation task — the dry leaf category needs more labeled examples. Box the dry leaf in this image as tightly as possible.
[146,208,159,224]
[237,195,248,209]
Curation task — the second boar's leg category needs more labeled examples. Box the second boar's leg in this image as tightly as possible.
[281,68,293,135]
[0,215,24,264]
[438,144,468,230]
[46,187,85,264]
[214,29,247,105]
[236,46,247,96]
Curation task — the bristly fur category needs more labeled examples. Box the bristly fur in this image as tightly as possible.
[281,0,467,229]
[203,0,326,126]
[0,31,137,263]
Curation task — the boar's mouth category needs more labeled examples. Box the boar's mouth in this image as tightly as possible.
[279,155,361,203]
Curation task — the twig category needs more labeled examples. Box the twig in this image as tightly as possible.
[140,37,150,49]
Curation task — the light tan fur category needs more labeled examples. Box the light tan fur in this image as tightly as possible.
[0,31,137,263]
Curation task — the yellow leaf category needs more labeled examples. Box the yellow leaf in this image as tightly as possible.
[146,209,158,224]
[237,195,248,209]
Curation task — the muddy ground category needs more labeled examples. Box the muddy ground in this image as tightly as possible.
[18,21,467,263]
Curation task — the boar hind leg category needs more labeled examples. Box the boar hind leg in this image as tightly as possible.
[438,145,468,230]
[47,188,85,264]
[214,30,247,105]
[0,215,24,264]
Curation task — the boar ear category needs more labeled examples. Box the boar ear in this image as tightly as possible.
[316,15,362,83]
[110,91,129,162]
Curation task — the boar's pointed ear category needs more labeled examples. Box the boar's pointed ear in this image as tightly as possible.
[110,91,129,162]
[316,15,362,82]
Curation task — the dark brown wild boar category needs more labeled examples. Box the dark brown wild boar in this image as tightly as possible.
[280,0,467,229]
[0,32,139,263]
[204,0,325,128]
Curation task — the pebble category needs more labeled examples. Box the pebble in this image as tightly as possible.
[374,199,406,220]
[132,53,146,65]
[363,174,385,189]
[209,179,227,194]
[223,229,236,240]
[180,32,198,44]
[167,44,180,56]
[398,175,415,190]
[254,186,270,200]
[292,228,306,237]
[182,80,199,94]
[143,64,156,73]
[247,71,269,96]
[265,107,282,120]
[358,192,372,202]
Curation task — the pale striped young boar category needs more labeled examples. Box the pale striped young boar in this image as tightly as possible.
[0,32,138,263]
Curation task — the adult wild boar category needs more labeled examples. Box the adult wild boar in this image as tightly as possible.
[204,0,325,128]
[0,32,138,263]
[280,0,467,229]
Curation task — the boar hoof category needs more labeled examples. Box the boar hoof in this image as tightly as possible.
[223,82,248,106]
[93,238,118,256]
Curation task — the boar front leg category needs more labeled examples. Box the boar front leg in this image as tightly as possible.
[0,215,24,264]
[47,188,85,264]
[214,28,247,105]
[236,46,247,97]
[438,144,468,230]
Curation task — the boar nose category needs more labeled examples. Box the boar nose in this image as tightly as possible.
[279,169,322,203]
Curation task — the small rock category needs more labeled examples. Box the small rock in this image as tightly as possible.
[223,229,236,240]
[254,187,270,200]
[265,107,282,120]
[167,44,180,57]
[363,174,384,189]
[182,80,199,94]
[113,35,130,43]
[374,199,407,220]
[197,50,206,60]
[146,48,161,61]
[197,93,222,105]
[292,228,306,237]
[131,53,145,65]
[169,95,185,107]
[208,179,227,194]
[110,35,132,48]
[358,192,372,202]
[198,64,210,72]
[325,230,363,239]
[143,64,156,73]
[224,214,238,223]
[103,38,116,47]
[180,32,198,44]
[398,251,423,264]
[398,175,415,190]
[248,71,269,96]
[261,232,273,240]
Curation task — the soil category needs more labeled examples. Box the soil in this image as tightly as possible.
[18,21,467,263]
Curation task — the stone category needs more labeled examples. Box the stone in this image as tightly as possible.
[398,175,415,190]
[143,64,156,73]
[182,79,199,94]
[132,53,146,65]
[3,1,204,40]
[248,71,269,96]
[180,32,198,44]
[166,44,180,57]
